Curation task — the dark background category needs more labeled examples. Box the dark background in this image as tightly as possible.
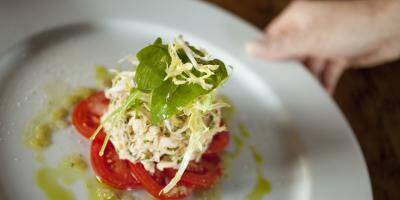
[204,0,400,199]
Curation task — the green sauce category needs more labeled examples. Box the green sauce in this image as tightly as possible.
[35,154,87,200]
[227,121,270,199]
[95,65,114,89]
[249,145,264,164]
[193,187,221,200]
[231,134,244,158]
[86,178,139,200]
[220,95,235,123]
[63,88,97,109]
[43,81,95,110]
[23,109,54,150]
[28,123,52,149]
[238,125,269,200]
[35,167,76,200]
[27,73,139,199]
[23,85,96,151]
[51,107,69,121]
[238,123,250,138]
[35,154,138,200]
[245,170,271,200]
[61,154,88,173]
[221,133,244,179]
[86,178,118,200]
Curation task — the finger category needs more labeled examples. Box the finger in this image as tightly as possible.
[246,1,312,59]
[246,39,288,59]
[304,57,326,77]
[246,35,310,60]
[321,59,347,94]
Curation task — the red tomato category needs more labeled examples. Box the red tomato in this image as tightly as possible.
[129,163,192,200]
[90,138,141,190]
[204,131,230,155]
[164,155,222,188]
[72,92,109,139]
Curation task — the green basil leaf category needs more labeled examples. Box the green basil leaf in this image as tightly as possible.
[151,81,206,124]
[176,45,204,63]
[150,59,228,124]
[189,45,205,57]
[134,43,170,91]
[150,80,178,123]
[166,84,207,114]
[153,37,162,45]
[203,59,228,89]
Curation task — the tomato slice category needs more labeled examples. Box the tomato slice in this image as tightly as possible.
[164,155,222,188]
[90,138,141,190]
[129,163,192,200]
[204,131,230,155]
[72,92,109,139]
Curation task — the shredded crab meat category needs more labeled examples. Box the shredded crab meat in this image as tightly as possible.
[102,73,226,181]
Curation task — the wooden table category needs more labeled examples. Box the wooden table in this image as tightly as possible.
[205,0,400,199]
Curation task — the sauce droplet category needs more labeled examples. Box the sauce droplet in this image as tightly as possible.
[245,170,271,200]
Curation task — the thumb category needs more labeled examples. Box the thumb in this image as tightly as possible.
[245,0,312,60]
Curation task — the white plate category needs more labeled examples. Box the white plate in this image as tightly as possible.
[0,0,372,200]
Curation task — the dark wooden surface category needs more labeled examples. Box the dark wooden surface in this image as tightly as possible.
[204,0,400,199]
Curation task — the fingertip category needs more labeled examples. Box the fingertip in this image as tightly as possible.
[321,60,347,95]
[245,40,266,57]
[246,40,282,58]
[325,82,335,95]
[246,39,292,60]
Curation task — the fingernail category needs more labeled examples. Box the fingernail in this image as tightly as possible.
[245,41,257,55]
[246,39,288,59]
[245,41,270,57]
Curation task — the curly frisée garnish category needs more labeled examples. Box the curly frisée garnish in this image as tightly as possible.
[91,37,229,193]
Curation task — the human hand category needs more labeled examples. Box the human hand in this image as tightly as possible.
[246,0,400,94]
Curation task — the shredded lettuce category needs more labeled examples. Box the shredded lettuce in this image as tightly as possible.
[161,92,227,193]
[164,37,221,90]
